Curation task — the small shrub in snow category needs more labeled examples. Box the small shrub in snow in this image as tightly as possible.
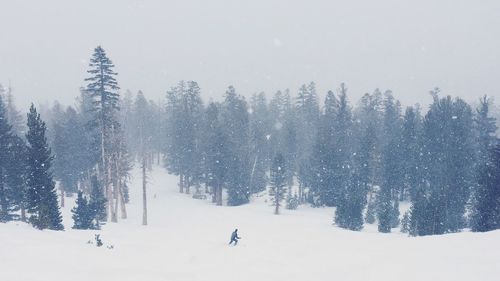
[95,234,103,247]
[400,211,410,233]
[286,193,299,210]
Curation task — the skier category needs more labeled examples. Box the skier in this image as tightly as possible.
[229,229,241,246]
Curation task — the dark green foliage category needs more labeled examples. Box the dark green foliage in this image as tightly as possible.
[201,102,228,205]
[409,91,475,235]
[401,106,422,201]
[335,173,366,231]
[95,234,103,247]
[85,46,120,126]
[0,94,13,221]
[163,81,204,193]
[0,94,28,222]
[295,82,320,200]
[53,106,87,194]
[286,192,299,210]
[269,90,297,188]
[269,153,287,214]
[25,104,63,230]
[71,191,95,229]
[89,175,107,229]
[332,86,367,231]
[365,195,376,224]
[84,45,121,194]
[249,92,271,194]
[471,143,500,232]
[401,211,410,233]
[377,92,403,233]
[4,135,28,221]
[470,96,499,232]
[221,86,251,206]
[77,88,101,174]
[311,90,338,206]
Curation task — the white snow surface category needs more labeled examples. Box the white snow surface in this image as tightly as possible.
[1,165,500,281]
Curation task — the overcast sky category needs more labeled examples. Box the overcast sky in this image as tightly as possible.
[1,0,499,111]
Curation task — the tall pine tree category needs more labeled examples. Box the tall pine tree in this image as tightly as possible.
[25,104,63,230]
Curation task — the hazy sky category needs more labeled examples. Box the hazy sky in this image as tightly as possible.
[1,0,499,111]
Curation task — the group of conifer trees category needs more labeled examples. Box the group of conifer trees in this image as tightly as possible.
[161,81,500,235]
[2,46,499,235]
[0,46,133,230]
[0,88,63,230]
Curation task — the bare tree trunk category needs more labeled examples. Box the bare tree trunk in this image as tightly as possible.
[115,142,127,219]
[20,206,26,222]
[113,158,119,222]
[216,182,223,206]
[212,185,217,203]
[109,154,117,223]
[142,156,148,226]
[299,182,303,204]
[179,174,184,193]
[114,190,119,222]
[100,121,109,220]
[60,188,65,208]
[119,180,127,219]
[185,176,190,194]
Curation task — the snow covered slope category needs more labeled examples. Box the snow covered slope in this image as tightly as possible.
[1,165,499,281]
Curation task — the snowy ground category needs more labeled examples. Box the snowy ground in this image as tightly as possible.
[1,165,500,281]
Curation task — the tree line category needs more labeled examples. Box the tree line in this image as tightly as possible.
[1,46,499,235]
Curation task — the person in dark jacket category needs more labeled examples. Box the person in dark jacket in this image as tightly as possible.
[229,229,241,245]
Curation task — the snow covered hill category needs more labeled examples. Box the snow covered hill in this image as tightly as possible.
[1,165,499,281]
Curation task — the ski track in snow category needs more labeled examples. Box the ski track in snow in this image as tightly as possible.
[1,165,499,281]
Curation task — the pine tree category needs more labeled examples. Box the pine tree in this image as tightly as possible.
[163,82,183,187]
[474,96,497,167]
[202,102,229,206]
[85,46,120,221]
[135,91,150,225]
[400,211,410,233]
[5,85,25,136]
[471,143,500,232]
[181,81,204,193]
[311,90,338,206]
[53,106,86,197]
[470,97,498,231]
[249,92,270,194]
[25,104,63,230]
[88,175,106,229]
[285,192,299,210]
[295,82,320,201]
[77,88,101,177]
[401,106,422,201]
[357,122,377,225]
[163,81,204,194]
[269,153,287,214]
[377,92,403,233]
[365,195,376,224]
[0,94,13,221]
[4,135,28,222]
[72,191,94,229]
[333,85,366,230]
[221,86,251,206]
[410,91,475,235]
